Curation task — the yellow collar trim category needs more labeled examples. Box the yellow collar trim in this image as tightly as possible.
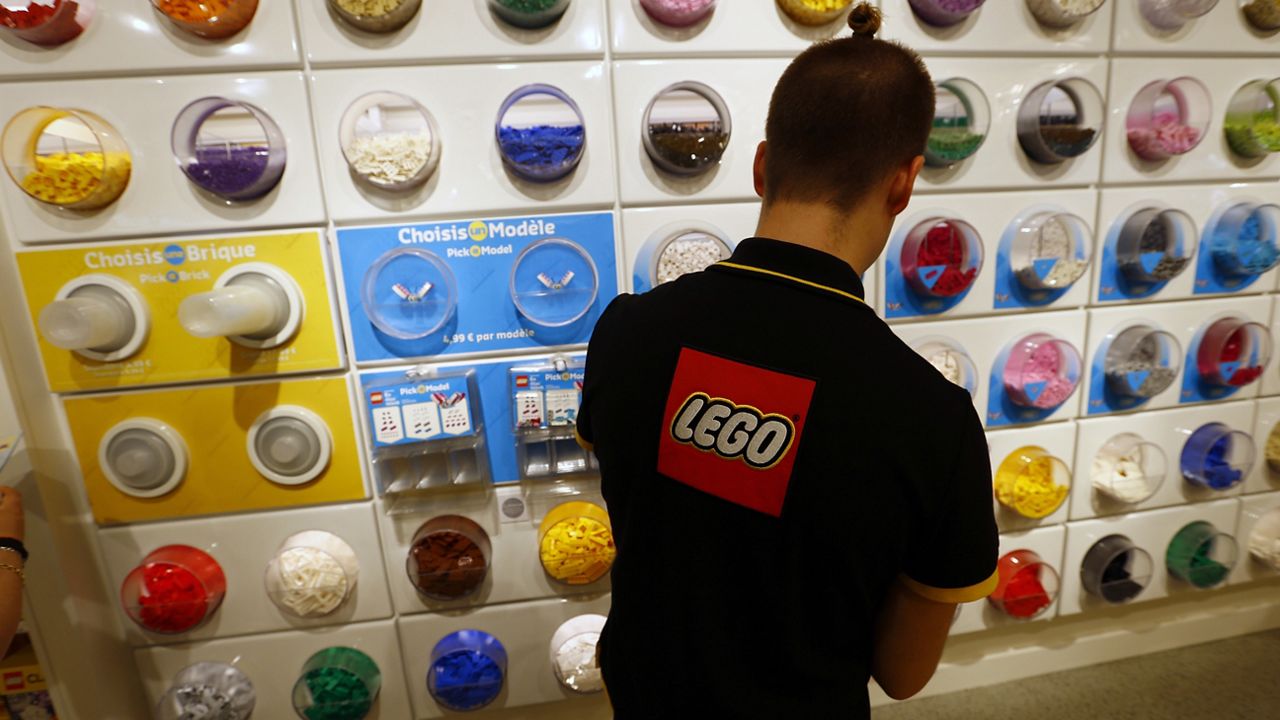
[716,261,869,306]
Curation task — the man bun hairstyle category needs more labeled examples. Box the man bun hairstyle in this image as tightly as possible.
[763,2,933,211]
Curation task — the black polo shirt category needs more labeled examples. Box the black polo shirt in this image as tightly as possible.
[577,237,998,719]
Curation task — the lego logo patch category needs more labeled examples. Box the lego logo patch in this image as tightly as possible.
[658,348,815,517]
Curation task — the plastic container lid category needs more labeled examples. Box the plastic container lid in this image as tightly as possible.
[1181,422,1255,491]
[775,0,853,25]
[179,263,303,349]
[1248,507,1280,571]
[1115,207,1197,285]
[152,0,258,39]
[910,337,979,397]
[487,0,571,28]
[549,614,606,694]
[1195,317,1271,389]
[156,661,256,720]
[993,445,1071,519]
[509,237,599,328]
[1001,332,1082,410]
[495,84,586,183]
[265,530,360,618]
[1241,0,1280,31]
[1224,78,1280,158]
[1208,201,1280,278]
[1092,432,1167,504]
[642,81,731,177]
[339,91,440,191]
[926,78,990,167]
[1025,0,1106,27]
[1,105,131,210]
[327,0,421,33]
[247,406,332,486]
[1166,520,1238,588]
[406,515,492,601]
[99,418,188,498]
[989,549,1060,619]
[292,646,381,720]
[538,500,616,585]
[427,630,508,712]
[171,97,286,202]
[638,0,717,27]
[1009,211,1092,291]
[120,545,226,634]
[909,0,986,26]
[1017,78,1104,164]
[0,0,94,46]
[1103,324,1181,400]
[1140,0,1219,28]
[1125,77,1211,161]
[899,217,983,299]
[1081,534,1154,604]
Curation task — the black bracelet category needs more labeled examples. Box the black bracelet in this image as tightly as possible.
[0,537,27,563]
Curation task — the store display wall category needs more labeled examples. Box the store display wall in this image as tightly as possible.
[0,2,1279,718]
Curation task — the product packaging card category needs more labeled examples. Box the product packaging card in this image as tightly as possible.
[365,373,479,449]
[336,212,618,364]
[510,363,584,430]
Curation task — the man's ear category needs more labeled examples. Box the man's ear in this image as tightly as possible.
[887,155,924,216]
[753,141,767,198]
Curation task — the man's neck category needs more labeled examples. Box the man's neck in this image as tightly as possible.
[753,200,880,275]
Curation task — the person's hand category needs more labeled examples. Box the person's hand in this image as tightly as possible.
[0,487,22,543]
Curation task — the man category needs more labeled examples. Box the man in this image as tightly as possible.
[576,4,998,717]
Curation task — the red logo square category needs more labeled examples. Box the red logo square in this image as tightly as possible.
[369,392,384,405]
[658,348,815,517]
[515,376,530,388]
[3,671,23,691]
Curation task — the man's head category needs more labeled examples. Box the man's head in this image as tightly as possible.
[754,4,934,271]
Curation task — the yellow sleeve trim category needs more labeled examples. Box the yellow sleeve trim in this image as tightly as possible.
[575,426,595,452]
[901,569,999,604]
[716,261,869,307]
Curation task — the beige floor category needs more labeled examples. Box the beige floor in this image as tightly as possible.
[871,629,1280,720]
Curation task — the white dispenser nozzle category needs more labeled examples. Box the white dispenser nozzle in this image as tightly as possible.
[38,285,136,352]
[179,272,290,340]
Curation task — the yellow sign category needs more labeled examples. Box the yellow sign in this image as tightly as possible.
[16,230,343,393]
[65,375,366,525]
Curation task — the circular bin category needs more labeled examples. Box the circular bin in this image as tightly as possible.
[1017,78,1104,164]
[156,662,255,720]
[1140,0,1218,29]
[1167,521,1238,588]
[171,97,285,202]
[1025,0,1107,27]
[247,406,333,486]
[1195,317,1271,389]
[539,500,616,585]
[1249,507,1280,570]
[496,84,586,183]
[38,275,149,362]
[99,418,188,499]
[509,237,599,328]
[152,0,258,39]
[994,446,1071,519]
[639,0,717,27]
[1125,77,1211,161]
[1009,211,1092,291]
[1103,324,1181,401]
[989,549,1060,619]
[642,81,731,177]
[899,217,983,299]
[550,614,606,694]
[0,0,94,46]
[910,337,979,396]
[1208,202,1280,278]
[292,647,381,720]
[1115,207,1197,285]
[487,0,570,28]
[120,545,226,635]
[1081,535,1154,604]
[1001,332,1082,410]
[178,263,303,349]
[1241,0,1280,31]
[926,78,990,166]
[327,0,421,33]
[361,246,458,341]
[1092,433,1167,504]
[643,226,732,287]
[775,0,853,25]
[339,91,440,191]
[265,531,359,618]
[1224,78,1280,158]
[407,515,492,602]
[1181,422,1255,491]
[2,106,131,210]
[909,0,985,26]
[427,630,508,712]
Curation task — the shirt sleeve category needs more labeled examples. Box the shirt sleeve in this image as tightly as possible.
[576,295,630,452]
[900,402,999,604]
